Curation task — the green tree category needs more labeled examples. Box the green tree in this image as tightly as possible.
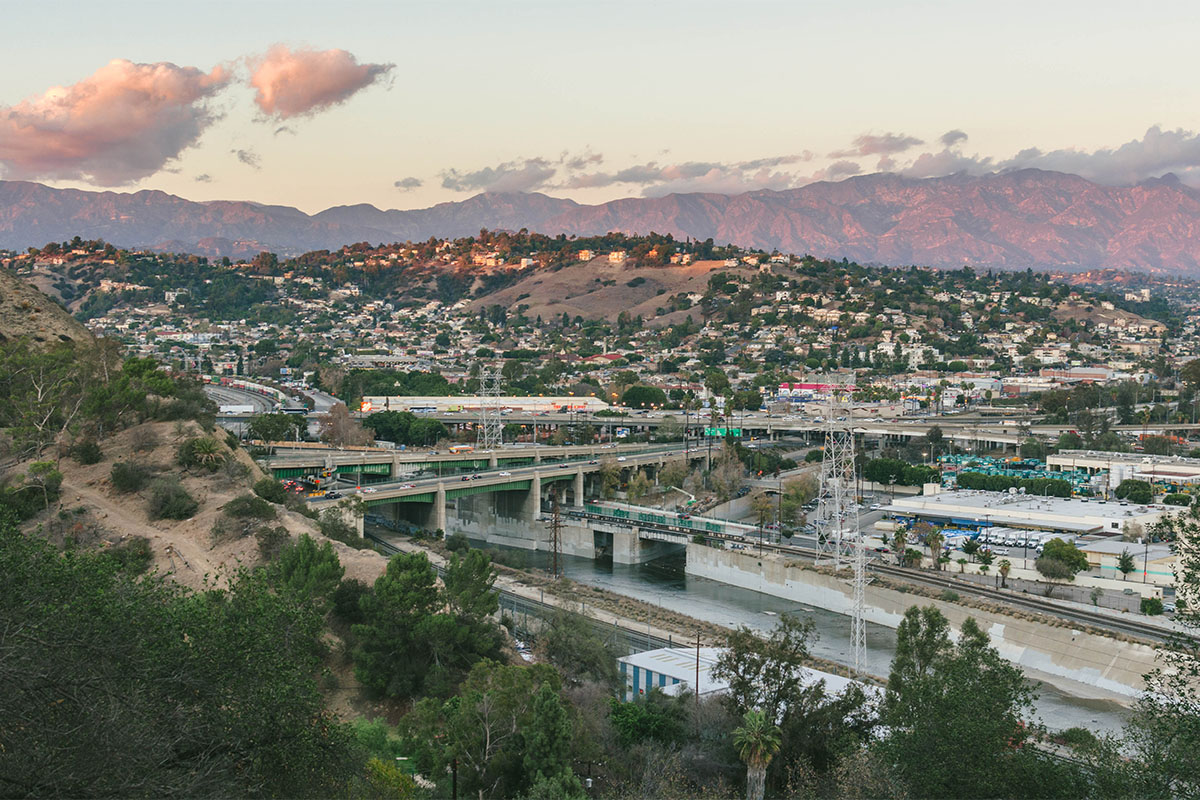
[522,683,584,796]
[878,606,1074,798]
[247,412,305,443]
[621,385,668,409]
[626,470,651,504]
[538,608,620,687]
[1035,538,1090,595]
[0,512,360,797]
[733,710,782,800]
[1118,548,1137,580]
[269,533,344,609]
[1116,478,1154,504]
[442,549,499,618]
[713,613,814,723]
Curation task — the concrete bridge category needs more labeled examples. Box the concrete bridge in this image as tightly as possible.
[265,442,682,482]
[312,446,706,548]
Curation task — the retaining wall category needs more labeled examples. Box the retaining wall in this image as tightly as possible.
[685,543,1159,701]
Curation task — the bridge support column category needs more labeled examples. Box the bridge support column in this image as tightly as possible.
[573,470,584,508]
[612,528,678,564]
[522,472,543,520]
[489,454,499,468]
[433,483,447,534]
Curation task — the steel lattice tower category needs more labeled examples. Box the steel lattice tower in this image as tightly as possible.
[812,378,867,675]
[813,383,859,569]
[477,363,504,450]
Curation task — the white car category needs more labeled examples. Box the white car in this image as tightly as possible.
[498,471,512,476]
[617,456,627,462]
[360,487,378,494]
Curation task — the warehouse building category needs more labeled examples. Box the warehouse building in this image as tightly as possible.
[884,488,1169,535]
[360,395,611,414]
[1047,451,1200,489]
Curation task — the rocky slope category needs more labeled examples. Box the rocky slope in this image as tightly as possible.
[6,170,1200,271]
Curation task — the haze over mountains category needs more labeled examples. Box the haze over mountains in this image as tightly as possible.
[4,170,1200,272]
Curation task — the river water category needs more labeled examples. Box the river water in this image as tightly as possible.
[442,531,1132,736]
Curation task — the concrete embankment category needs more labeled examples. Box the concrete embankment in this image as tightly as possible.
[685,543,1159,701]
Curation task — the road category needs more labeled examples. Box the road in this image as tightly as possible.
[203,384,276,414]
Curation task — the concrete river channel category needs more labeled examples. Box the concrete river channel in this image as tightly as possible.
[441,531,1133,737]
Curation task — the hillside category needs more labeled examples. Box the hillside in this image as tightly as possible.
[0,266,94,347]
[7,171,1200,271]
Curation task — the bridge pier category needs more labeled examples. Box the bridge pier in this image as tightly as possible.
[612,528,681,564]
[573,470,584,508]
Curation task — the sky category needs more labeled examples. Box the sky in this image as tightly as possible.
[2,0,1199,213]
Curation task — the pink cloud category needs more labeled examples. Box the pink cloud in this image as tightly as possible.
[248,45,393,119]
[0,59,230,185]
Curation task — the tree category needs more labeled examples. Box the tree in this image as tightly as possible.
[620,385,668,409]
[537,608,620,687]
[733,710,782,800]
[318,403,373,448]
[269,533,344,610]
[626,470,651,505]
[1116,478,1154,504]
[878,606,1070,798]
[709,442,747,501]
[752,494,775,532]
[892,528,908,566]
[1035,538,1090,595]
[713,614,814,723]
[925,528,944,570]
[998,558,1012,588]
[522,683,584,797]
[779,474,818,526]
[0,514,361,797]
[442,549,499,619]
[401,661,563,799]
[598,460,620,500]
[1118,548,1137,580]
[1119,511,1200,798]
[247,412,305,443]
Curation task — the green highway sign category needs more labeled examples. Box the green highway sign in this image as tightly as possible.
[704,427,742,437]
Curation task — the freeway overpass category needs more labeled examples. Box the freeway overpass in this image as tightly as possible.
[265,441,688,481]
[310,444,702,536]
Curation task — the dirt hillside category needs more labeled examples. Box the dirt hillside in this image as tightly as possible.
[0,266,94,347]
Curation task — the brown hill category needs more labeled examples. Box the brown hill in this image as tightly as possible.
[0,267,94,347]
[7,170,1200,271]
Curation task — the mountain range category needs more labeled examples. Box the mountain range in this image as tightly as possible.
[4,170,1200,272]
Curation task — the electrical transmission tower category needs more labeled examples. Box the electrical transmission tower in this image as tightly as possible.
[477,363,503,450]
[812,376,868,674]
[547,487,563,579]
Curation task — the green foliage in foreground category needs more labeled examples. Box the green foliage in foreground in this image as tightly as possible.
[0,511,362,797]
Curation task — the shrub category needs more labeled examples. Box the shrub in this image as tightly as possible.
[147,478,198,521]
[1140,596,1164,616]
[129,427,161,452]
[333,578,371,624]
[318,509,369,549]
[107,537,153,574]
[72,440,104,465]
[254,477,289,505]
[110,462,151,494]
[1162,493,1191,507]
[939,589,960,602]
[256,525,290,560]
[223,493,276,520]
[176,436,225,472]
[1057,726,1099,749]
[445,532,470,553]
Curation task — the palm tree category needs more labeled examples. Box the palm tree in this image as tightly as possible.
[190,436,223,468]
[733,710,782,800]
[926,529,944,571]
[892,528,908,566]
[998,559,1012,589]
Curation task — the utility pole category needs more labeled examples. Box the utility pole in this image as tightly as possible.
[477,362,503,450]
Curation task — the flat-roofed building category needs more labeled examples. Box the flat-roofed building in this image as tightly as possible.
[884,489,1169,536]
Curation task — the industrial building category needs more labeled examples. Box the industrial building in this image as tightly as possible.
[884,488,1169,535]
[1047,450,1200,489]
[617,646,877,703]
[1075,538,1177,584]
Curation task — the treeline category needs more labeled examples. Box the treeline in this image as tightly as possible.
[336,368,456,405]
[955,470,1073,497]
[862,457,941,487]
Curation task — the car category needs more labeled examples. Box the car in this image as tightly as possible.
[869,503,882,510]
[498,471,512,476]
[1163,602,1177,614]
[471,474,482,480]
[400,483,416,489]
[617,456,627,462]
[461,476,471,482]
[326,491,342,499]
[360,487,378,494]
[588,460,598,465]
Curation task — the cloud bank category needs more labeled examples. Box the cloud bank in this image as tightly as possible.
[0,59,230,184]
[248,45,393,119]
